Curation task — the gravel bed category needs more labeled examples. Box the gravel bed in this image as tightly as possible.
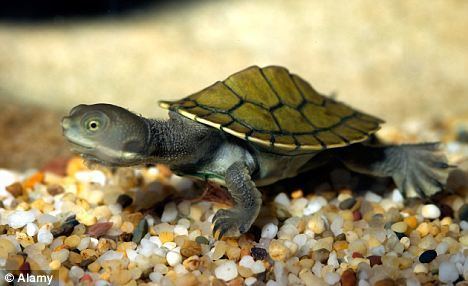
[0,133,467,285]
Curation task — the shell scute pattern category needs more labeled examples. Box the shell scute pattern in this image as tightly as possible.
[159,66,383,153]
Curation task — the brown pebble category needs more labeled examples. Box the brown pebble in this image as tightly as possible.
[368,255,382,267]
[312,248,330,264]
[47,184,64,196]
[180,240,202,257]
[340,269,357,286]
[335,233,346,241]
[374,278,396,286]
[6,182,23,197]
[87,222,113,237]
[80,258,96,268]
[118,233,133,242]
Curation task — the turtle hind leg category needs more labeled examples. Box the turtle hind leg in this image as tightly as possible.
[337,142,452,198]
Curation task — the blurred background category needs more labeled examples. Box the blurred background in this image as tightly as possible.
[0,0,467,170]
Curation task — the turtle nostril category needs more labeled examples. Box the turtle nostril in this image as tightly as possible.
[61,117,71,129]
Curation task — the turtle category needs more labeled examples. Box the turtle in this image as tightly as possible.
[61,65,451,238]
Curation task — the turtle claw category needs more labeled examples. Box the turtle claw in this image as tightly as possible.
[212,208,251,239]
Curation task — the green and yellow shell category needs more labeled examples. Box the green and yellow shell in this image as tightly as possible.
[159,66,383,153]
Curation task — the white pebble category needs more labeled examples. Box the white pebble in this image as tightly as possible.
[324,272,340,285]
[149,236,162,247]
[251,260,266,274]
[37,214,58,225]
[239,255,255,268]
[8,210,36,228]
[97,250,123,262]
[166,250,182,266]
[214,260,238,281]
[126,249,138,262]
[161,202,178,223]
[421,204,441,219]
[37,227,53,244]
[75,170,106,185]
[174,225,188,236]
[439,261,459,283]
[149,272,163,283]
[436,242,449,255]
[330,216,343,236]
[245,277,257,286]
[391,188,404,204]
[358,280,370,286]
[303,197,327,215]
[77,237,90,251]
[364,192,382,203]
[26,223,38,236]
[274,193,291,207]
[293,234,308,247]
[94,280,111,286]
[327,251,339,268]
[261,223,278,239]
[69,266,85,280]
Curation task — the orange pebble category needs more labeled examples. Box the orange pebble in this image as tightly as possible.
[291,189,303,199]
[23,172,44,189]
[404,216,418,229]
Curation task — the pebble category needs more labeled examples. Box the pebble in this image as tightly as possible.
[161,202,178,223]
[8,210,36,228]
[26,223,39,236]
[368,255,382,267]
[374,278,396,286]
[439,261,459,283]
[340,269,357,286]
[37,227,54,244]
[419,249,437,263]
[339,197,356,210]
[251,247,268,260]
[132,219,148,244]
[274,193,291,207]
[116,194,133,208]
[269,240,290,261]
[166,250,183,266]
[391,221,408,233]
[459,204,468,222]
[421,204,441,219]
[261,223,279,239]
[214,260,238,281]
[64,235,81,248]
[87,222,113,237]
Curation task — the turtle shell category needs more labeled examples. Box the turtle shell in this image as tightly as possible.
[159,66,384,153]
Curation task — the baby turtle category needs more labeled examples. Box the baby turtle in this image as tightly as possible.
[62,66,450,238]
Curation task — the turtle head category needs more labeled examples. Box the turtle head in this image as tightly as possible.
[62,103,151,166]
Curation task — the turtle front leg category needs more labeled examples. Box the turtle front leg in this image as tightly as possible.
[212,161,262,239]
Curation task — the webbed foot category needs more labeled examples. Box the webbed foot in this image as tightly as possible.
[212,208,255,239]
[392,143,452,198]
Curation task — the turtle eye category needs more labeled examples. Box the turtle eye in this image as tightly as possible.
[86,120,100,131]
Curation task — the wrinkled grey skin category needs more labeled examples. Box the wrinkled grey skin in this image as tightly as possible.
[62,103,451,238]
